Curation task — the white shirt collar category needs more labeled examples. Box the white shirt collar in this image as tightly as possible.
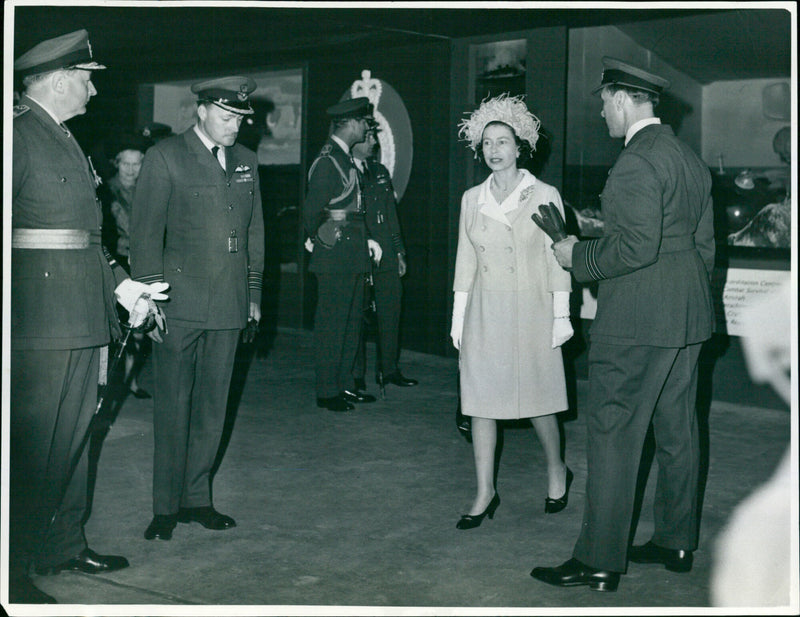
[194,124,218,150]
[625,117,661,146]
[331,134,350,155]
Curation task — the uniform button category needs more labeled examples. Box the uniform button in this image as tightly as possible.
[44,271,50,278]
[227,181,231,188]
[506,246,513,253]
[193,192,199,197]
[228,205,233,210]
[176,267,182,273]
[481,225,487,231]
[479,245,485,252]
[60,177,67,182]
[482,265,488,272]
[508,266,514,273]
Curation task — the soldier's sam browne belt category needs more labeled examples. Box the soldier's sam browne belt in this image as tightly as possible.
[11,228,101,249]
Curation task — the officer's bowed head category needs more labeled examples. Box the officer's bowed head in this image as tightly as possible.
[191,76,257,115]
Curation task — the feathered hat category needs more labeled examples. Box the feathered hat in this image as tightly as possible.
[458,93,541,155]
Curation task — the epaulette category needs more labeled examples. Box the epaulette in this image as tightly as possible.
[13,104,30,118]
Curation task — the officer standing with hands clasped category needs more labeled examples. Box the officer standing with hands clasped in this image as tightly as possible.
[351,119,418,392]
[11,30,168,603]
[130,76,265,541]
[303,96,383,412]
[530,57,715,592]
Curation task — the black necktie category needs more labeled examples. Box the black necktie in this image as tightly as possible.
[211,146,223,169]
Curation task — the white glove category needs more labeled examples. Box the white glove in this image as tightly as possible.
[450,291,468,350]
[551,290,573,348]
[115,279,170,328]
[304,237,314,252]
[367,239,382,266]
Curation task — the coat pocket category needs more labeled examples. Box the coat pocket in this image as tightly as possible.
[11,252,91,339]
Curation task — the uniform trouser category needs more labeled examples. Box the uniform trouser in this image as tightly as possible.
[572,341,703,573]
[151,325,239,515]
[353,268,402,379]
[313,272,365,398]
[10,347,98,572]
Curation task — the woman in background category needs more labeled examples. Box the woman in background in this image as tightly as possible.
[106,133,151,398]
[451,94,573,529]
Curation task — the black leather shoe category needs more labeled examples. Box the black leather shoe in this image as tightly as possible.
[456,493,500,529]
[531,558,620,592]
[177,506,236,530]
[629,541,693,572]
[129,386,152,399]
[544,467,573,514]
[36,548,129,576]
[381,371,418,387]
[144,514,178,540]
[353,377,367,391]
[317,395,355,412]
[341,389,376,403]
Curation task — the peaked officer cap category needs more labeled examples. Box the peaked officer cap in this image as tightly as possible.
[191,76,257,115]
[326,97,373,120]
[14,29,106,78]
[592,57,670,95]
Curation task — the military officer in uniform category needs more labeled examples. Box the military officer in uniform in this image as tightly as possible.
[351,122,418,391]
[11,30,167,602]
[531,58,715,592]
[303,96,383,412]
[130,76,265,541]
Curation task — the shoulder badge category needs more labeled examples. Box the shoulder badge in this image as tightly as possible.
[320,143,333,156]
[13,104,30,118]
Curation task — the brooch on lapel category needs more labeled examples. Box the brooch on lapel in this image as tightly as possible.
[519,185,536,204]
[234,164,251,173]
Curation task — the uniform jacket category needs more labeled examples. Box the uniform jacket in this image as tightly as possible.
[360,157,405,274]
[130,128,265,330]
[12,95,125,350]
[573,123,715,347]
[303,138,371,274]
[454,170,572,419]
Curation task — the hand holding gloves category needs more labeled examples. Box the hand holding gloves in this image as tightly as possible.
[114,279,169,332]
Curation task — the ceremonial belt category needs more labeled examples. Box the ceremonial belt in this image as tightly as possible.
[659,236,695,253]
[11,228,101,249]
[324,210,365,222]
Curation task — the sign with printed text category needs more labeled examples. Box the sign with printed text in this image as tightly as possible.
[578,267,791,337]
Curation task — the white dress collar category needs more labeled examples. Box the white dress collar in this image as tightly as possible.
[477,169,536,225]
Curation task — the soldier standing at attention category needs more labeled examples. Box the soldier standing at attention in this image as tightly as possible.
[130,77,265,541]
[303,97,383,412]
[351,120,418,391]
[11,30,167,602]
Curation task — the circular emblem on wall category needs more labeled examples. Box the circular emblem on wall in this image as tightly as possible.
[343,70,413,202]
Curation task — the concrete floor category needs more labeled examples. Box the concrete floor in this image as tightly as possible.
[8,328,794,615]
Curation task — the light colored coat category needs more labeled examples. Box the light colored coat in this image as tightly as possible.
[454,170,571,419]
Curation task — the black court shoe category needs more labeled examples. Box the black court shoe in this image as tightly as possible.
[545,467,573,514]
[456,493,500,529]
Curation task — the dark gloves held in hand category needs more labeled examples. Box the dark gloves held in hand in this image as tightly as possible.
[531,202,568,243]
